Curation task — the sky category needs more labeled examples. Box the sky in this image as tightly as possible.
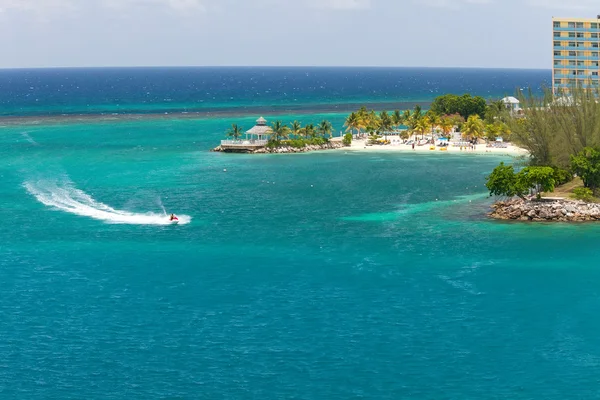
[0,0,598,69]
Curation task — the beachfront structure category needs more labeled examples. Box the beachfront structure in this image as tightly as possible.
[220,117,271,152]
[245,117,272,141]
[501,96,521,114]
[552,16,600,92]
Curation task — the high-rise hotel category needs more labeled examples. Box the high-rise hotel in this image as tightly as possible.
[552,17,600,92]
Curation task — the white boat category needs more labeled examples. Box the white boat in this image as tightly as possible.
[168,215,179,225]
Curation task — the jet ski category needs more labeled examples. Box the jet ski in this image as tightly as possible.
[168,214,179,225]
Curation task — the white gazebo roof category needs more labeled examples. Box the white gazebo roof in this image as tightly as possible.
[246,125,272,135]
[256,116,267,124]
[501,96,520,104]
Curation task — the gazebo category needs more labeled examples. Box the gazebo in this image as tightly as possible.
[246,117,272,141]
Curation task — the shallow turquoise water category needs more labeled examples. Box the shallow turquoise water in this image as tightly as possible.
[3,117,600,399]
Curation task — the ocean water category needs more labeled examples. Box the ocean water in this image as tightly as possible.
[6,68,600,399]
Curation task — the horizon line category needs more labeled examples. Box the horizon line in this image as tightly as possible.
[0,65,552,71]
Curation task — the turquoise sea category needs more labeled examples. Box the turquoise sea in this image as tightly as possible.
[5,68,600,399]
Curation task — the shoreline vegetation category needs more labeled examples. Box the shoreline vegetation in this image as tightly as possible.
[485,87,600,222]
[215,94,525,155]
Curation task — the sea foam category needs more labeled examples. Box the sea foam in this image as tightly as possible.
[24,178,191,226]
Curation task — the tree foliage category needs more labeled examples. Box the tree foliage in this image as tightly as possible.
[430,94,487,120]
[226,124,244,140]
[486,163,556,199]
[570,147,600,193]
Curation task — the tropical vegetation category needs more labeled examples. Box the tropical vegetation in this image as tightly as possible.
[486,86,600,201]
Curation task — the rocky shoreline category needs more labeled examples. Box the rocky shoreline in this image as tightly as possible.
[212,142,346,154]
[490,197,600,222]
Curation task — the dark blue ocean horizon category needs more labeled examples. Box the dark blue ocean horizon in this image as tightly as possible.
[0,67,551,118]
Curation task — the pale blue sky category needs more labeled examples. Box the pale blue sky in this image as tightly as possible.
[0,0,597,69]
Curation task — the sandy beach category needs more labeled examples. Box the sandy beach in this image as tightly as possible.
[341,138,528,156]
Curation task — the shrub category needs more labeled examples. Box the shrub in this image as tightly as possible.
[553,167,573,186]
[342,133,352,146]
[573,187,594,202]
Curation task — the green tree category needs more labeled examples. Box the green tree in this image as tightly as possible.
[439,117,454,138]
[270,120,291,142]
[430,94,487,119]
[571,147,600,194]
[425,111,440,138]
[342,133,352,146]
[519,166,556,198]
[379,110,393,140]
[462,115,485,141]
[290,121,302,138]
[392,110,402,130]
[226,123,244,140]
[302,123,317,139]
[486,163,526,199]
[344,112,360,137]
[318,120,333,138]
[414,117,429,140]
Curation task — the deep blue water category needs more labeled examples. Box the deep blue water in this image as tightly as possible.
[0,67,550,117]
[5,68,600,400]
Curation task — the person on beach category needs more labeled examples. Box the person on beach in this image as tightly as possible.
[412,143,415,150]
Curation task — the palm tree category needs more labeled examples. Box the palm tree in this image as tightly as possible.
[226,124,244,140]
[290,121,302,138]
[425,111,440,140]
[414,117,429,140]
[379,110,393,140]
[270,120,291,142]
[345,112,360,137]
[439,117,454,138]
[413,105,422,120]
[392,110,402,133]
[302,123,316,139]
[462,115,485,141]
[318,120,333,138]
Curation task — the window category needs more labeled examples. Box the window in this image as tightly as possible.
[554,21,560,28]
[569,32,576,38]
[577,32,584,38]
[569,41,576,47]
[577,22,584,28]
[593,52,599,57]
[593,72,599,76]
[593,62,599,67]
[569,51,577,56]
[576,42,585,48]
[593,43,599,48]
[569,60,576,66]
[593,33,599,38]
[577,61,585,66]
[593,23,599,29]
[577,51,585,57]
[554,51,562,56]
[555,79,562,84]
[554,41,561,47]
[568,22,576,28]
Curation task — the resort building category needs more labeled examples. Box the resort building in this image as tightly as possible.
[552,16,600,92]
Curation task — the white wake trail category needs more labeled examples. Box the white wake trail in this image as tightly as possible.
[24,179,191,226]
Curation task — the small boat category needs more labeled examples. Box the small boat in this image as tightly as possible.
[168,214,179,225]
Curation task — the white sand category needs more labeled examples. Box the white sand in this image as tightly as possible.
[342,139,528,156]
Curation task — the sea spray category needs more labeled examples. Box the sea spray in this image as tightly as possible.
[24,178,191,226]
